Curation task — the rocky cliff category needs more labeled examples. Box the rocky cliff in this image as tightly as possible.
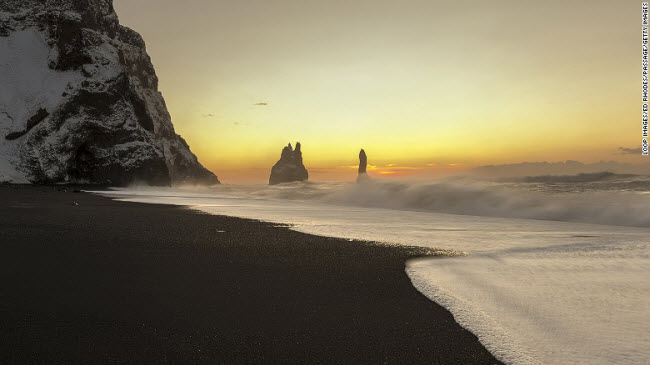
[0,0,219,185]
[269,142,308,185]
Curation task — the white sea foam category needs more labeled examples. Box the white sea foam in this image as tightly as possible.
[92,179,650,364]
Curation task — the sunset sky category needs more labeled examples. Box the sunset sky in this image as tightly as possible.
[113,0,643,183]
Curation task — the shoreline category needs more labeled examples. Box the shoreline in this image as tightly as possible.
[0,185,501,363]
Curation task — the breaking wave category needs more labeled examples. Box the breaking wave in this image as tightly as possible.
[208,176,650,228]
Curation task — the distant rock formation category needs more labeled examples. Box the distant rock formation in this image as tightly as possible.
[358,149,368,174]
[357,149,370,183]
[269,142,308,185]
[0,0,219,186]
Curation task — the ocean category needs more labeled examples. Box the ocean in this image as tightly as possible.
[92,174,650,364]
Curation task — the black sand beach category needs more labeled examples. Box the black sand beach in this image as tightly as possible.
[0,185,501,364]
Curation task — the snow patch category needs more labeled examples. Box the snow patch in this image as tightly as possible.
[0,28,82,182]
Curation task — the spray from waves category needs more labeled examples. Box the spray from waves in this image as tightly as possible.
[205,178,650,228]
[518,172,637,183]
[322,180,650,227]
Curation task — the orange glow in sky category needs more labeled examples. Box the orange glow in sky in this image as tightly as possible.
[113,0,645,183]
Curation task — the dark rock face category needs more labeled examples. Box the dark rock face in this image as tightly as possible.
[357,149,370,183]
[0,0,219,186]
[358,149,367,174]
[269,142,308,185]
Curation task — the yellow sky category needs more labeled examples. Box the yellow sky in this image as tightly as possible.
[113,0,644,183]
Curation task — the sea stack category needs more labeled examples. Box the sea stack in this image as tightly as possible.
[357,149,369,183]
[269,142,309,185]
[0,0,218,186]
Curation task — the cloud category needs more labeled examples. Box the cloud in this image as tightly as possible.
[618,147,642,155]
[202,113,217,118]
[253,102,268,106]
[426,163,462,168]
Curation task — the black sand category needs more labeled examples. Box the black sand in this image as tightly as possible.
[0,185,501,364]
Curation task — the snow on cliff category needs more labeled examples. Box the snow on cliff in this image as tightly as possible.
[0,0,219,185]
